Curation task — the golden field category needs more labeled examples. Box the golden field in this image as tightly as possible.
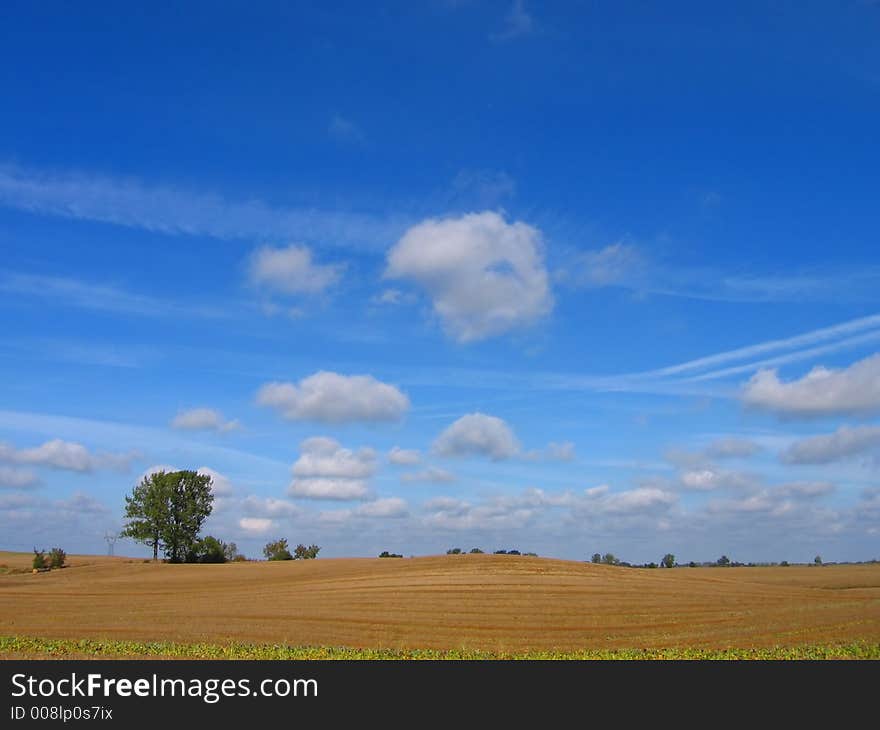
[1,552,879,656]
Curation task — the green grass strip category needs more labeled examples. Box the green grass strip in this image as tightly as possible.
[1,636,878,660]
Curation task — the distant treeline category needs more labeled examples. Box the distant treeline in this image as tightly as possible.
[589,552,880,568]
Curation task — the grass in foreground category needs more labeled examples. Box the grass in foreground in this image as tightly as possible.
[1,636,878,660]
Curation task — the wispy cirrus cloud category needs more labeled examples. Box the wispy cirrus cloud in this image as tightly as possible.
[0,164,404,251]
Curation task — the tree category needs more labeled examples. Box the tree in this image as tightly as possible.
[293,543,320,560]
[469,548,484,554]
[196,536,227,564]
[591,553,602,564]
[121,471,171,561]
[446,547,462,555]
[263,538,293,561]
[602,553,619,565]
[716,555,731,567]
[223,541,242,562]
[661,553,676,569]
[32,548,46,570]
[162,470,214,563]
[814,555,823,566]
[48,547,66,569]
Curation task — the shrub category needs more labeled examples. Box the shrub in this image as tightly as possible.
[32,549,46,570]
[507,549,521,556]
[446,547,462,555]
[494,549,507,555]
[263,538,293,561]
[469,548,484,554]
[48,547,66,569]
[197,536,227,564]
[293,544,320,560]
[379,551,403,558]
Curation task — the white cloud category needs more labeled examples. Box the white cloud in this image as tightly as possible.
[385,211,552,342]
[388,446,421,466]
[401,467,456,484]
[240,495,302,518]
[257,371,410,423]
[742,353,880,417]
[58,491,108,514]
[781,425,880,464]
[249,244,342,295]
[238,517,274,535]
[776,481,836,498]
[433,413,521,460]
[679,468,757,492]
[703,437,761,459]
[356,497,408,518]
[0,164,400,252]
[584,486,678,515]
[288,437,376,500]
[0,439,134,473]
[572,243,644,287]
[171,408,240,433]
[195,467,235,496]
[546,441,575,461]
[0,466,40,489]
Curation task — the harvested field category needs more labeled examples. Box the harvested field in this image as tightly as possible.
[1,553,878,655]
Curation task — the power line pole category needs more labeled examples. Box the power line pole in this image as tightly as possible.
[104,532,118,556]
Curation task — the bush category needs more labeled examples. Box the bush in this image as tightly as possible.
[48,547,66,569]
[263,538,293,561]
[446,547,462,555]
[379,551,403,558]
[197,536,227,564]
[32,549,46,570]
[469,548,484,554]
[494,549,507,555]
[293,544,320,560]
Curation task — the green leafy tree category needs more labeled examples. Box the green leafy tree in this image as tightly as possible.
[716,555,731,567]
[602,553,619,565]
[162,471,214,563]
[32,548,46,570]
[224,541,242,562]
[121,471,172,561]
[121,470,214,563]
[446,547,462,555]
[814,555,822,566]
[263,538,293,561]
[661,553,676,569]
[48,547,66,569]
[293,543,320,560]
[469,548,484,554]
[591,553,602,564]
[196,536,227,564]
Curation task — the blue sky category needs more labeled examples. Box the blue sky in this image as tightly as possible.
[1,0,879,562]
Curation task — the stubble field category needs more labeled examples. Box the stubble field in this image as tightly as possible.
[1,552,878,659]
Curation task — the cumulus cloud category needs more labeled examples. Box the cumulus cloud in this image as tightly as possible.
[257,371,410,423]
[249,244,342,295]
[433,413,521,460]
[238,517,274,535]
[704,437,761,459]
[355,497,408,518]
[388,446,421,466]
[195,467,235,496]
[288,437,376,500]
[240,495,302,518]
[401,467,456,484]
[0,439,135,473]
[171,408,240,432]
[582,486,677,515]
[741,353,880,417]
[776,481,836,498]
[679,468,758,492]
[385,211,552,342]
[781,425,880,464]
[0,466,40,489]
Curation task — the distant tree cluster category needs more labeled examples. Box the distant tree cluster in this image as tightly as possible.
[263,538,320,561]
[589,551,832,568]
[379,551,403,558]
[32,547,66,571]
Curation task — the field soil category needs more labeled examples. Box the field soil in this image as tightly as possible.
[1,553,878,652]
